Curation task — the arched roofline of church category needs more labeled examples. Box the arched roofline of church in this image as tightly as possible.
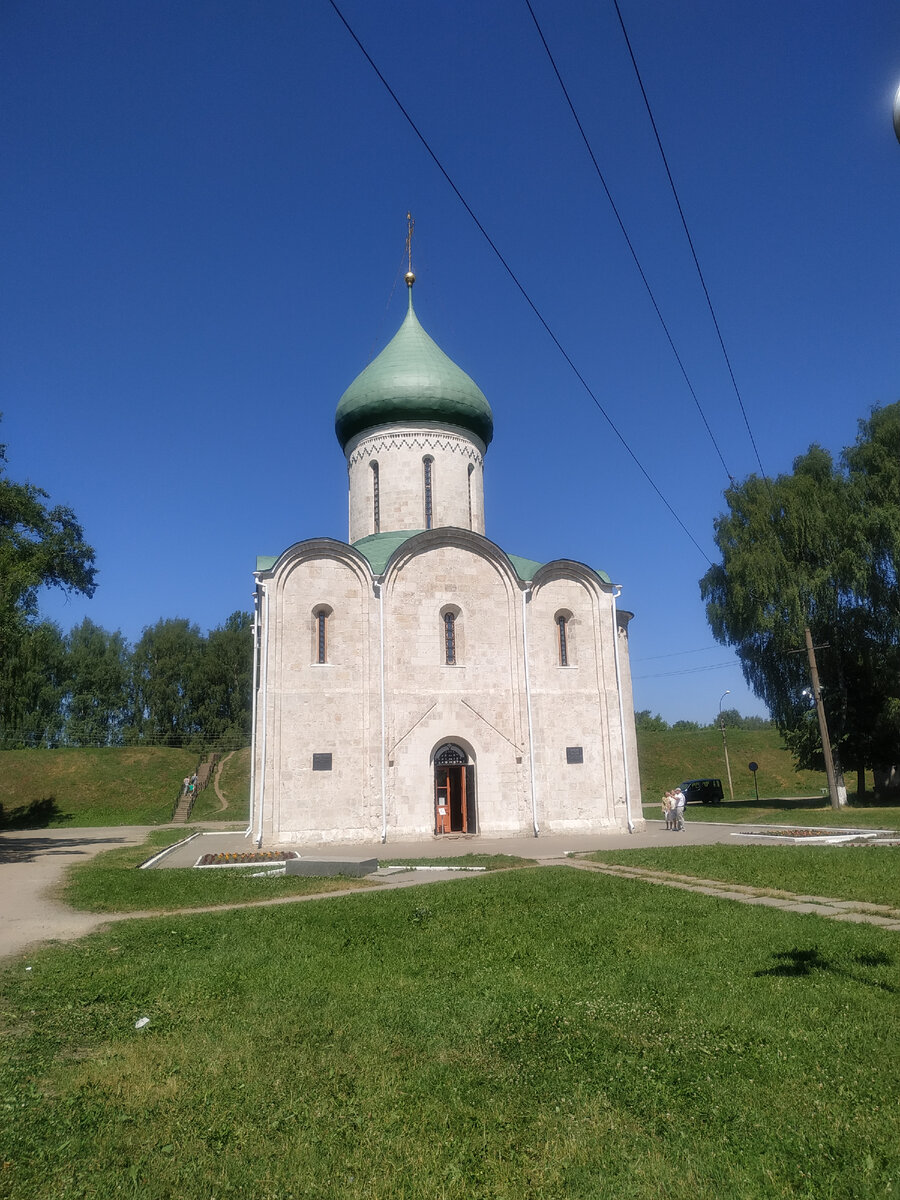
[377,527,532,595]
[254,537,375,591]
[255,536,619,608]
[531,558,614,594]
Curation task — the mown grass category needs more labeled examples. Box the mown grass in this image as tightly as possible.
[1,868,897,1199]
[585,843,900,908]
[0,747,196,827]
[641,794,900,830]
[59,829,374,913]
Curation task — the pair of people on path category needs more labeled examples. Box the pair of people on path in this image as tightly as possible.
[662,787,686,831]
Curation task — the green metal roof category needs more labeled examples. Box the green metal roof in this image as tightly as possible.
[352,530,424,575]
[260,535,610,585]
[506,553,545,581]
[334,285,494,451]
[352,532,548,582]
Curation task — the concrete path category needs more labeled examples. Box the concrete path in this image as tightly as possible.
[1,819,895,962]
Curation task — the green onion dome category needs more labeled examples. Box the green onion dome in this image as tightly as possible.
[335,281,493,451]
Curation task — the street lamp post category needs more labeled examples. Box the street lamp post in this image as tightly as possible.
[719,690,735,801]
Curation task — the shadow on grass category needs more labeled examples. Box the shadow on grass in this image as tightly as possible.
[0,796,72,831]
[756,946,897,993]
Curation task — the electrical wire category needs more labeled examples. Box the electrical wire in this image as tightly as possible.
[633,659,736,680]
[327,0,714,566]
[633,644,720,662]
[524,0,735,485]
[611,0,768,481]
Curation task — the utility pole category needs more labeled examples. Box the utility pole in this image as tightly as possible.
[718,690,734,800]
[804,626,844,810]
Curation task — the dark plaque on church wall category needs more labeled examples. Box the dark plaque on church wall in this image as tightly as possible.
[312,753,333,771]
[566,746,584,764]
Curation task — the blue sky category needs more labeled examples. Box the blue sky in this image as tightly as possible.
[3,1,899,726]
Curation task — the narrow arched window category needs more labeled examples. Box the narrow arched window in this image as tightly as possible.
[315,610,328,664]
[557,614,569,667]
[423,456,434,530]
[444,611,456,665]
[371,461,380,534]
[467,462,474,529]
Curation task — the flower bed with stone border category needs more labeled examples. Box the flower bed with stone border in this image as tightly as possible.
[195,850,300,868]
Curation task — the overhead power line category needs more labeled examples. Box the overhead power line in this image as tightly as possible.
[633,659,736,680]
[327,0,714,566]
[610,0,768,481]
[524,0,735,485]
[633,644,720,662]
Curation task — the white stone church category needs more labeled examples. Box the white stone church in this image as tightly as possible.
[250,272,642,845]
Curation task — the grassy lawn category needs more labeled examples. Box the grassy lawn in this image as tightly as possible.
[59,829,375,913]
[0,748,196,827]
[641,795,900,830]
[585,843,900,909]
[1,867,897,1199]
[60,836,534,915]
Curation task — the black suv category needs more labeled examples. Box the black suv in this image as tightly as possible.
[679,778,724,805]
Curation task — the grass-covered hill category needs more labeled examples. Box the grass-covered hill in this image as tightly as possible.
[637,726,828,801]
[0,730,833,829]
[0,747,198,827]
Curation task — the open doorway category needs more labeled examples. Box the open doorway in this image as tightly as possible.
[434,743,476,834]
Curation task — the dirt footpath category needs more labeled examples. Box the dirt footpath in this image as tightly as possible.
[0,827,156,961]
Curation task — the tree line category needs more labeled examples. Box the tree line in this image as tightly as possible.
[0,613,253,750]
[635,709,772,733]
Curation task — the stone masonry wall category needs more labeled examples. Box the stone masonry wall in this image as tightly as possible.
[346,424,485,543]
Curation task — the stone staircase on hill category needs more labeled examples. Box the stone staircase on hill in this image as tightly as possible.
[171,753,221,823]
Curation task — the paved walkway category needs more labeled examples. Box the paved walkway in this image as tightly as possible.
[1,819,896,961]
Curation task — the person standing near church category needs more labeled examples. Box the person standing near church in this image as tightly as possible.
[662,791,674,830]
[672,786,686,832]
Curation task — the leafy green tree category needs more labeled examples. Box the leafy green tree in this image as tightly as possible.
[63,619,131,746]
[0,426,96,661]
[634,710,668,732]
[194,611,253,747]
[129,618,206,746]
[0,621,67,747]
[671,720,701,732]
[716,707,744,729]
[701,402,900,796]
[0,425,96,742]
[740,715,773,731]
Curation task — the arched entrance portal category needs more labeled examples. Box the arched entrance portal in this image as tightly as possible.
[434,743,476,835]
